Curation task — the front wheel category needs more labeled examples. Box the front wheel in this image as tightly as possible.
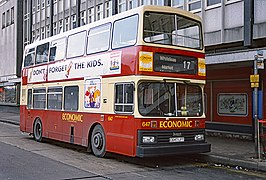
[33,119,43,142]
[91,125,106,157]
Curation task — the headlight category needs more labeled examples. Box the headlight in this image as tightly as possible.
[143,136,155,143]
[195,134,204,141]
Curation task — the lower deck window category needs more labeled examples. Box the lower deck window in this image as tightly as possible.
[33,88,46,109]
[114,83,134,113]
[27,89,32,108]
[47,87,62,110]
[64,86,79,111]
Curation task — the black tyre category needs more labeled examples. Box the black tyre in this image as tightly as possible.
[33,119,43,142]
[91,125,106,157]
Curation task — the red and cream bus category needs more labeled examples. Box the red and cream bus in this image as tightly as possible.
[20,5,210,157]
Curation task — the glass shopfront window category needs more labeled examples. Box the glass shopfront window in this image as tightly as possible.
[0,85,17,104]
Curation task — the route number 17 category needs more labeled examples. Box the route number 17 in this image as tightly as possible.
[183,61,191,69]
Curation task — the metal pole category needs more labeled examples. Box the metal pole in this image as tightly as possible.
[254,53,260,160]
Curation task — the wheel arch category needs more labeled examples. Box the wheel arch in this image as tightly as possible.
[32,116,42,134]
[87,122,105,153]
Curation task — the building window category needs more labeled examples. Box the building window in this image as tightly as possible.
[80,11,86,26]
[53,1,57,15]
[118,0,126,13]
[225,0,241,4]
[152,0,164,5]
[96,4,103,21]
[171,0,184,8]
[65,17,69,31]
[32,0,36,12]
[0,86,17,104]
[59,19,63,33]
[36,29,40,40]
[105,1,112,18]
[53,22,57,35]
[206,0,221,7]
[128,0,138,10]
[72,15,76,29]
[24,25,29,45]
[114,83,134,113]
[11,7,14,24]
[188,0,201,12]
[64,86,79,111]
[42,0,45,8]
[37,0,40,11]
[46,24,50,37]
[0,87,3,103]
[41,27,45,39]
[24,0,29,14]
[142,0,151,5]
[6,9,10,26]
[2,12,5,28]
[218,93,248,116]
[31,31,35,42]
[88,8,94,23]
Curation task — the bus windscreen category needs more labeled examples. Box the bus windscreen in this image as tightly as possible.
[143,11,202,50]
[138,82,203,117]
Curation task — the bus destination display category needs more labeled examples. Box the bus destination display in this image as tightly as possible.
[154,53,197,74]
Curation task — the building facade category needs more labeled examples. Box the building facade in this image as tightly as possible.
[0,0,265,134]
[0,0,23,106]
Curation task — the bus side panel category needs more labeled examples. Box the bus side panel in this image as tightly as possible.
[20,106,27,132]
[61,111,84,145]
[104,115,136,157]
[47,111,62,141]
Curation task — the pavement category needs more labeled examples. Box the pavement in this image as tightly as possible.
[0,111,266,172]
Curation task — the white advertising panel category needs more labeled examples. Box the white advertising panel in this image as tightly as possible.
[48,51,121,81]
[28,65,48,83]
[27,51,122,83]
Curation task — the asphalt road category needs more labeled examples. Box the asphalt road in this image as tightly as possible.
[0,122,266,180]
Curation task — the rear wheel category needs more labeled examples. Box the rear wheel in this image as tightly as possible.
[33,119,43,142]
[91,125,106,157]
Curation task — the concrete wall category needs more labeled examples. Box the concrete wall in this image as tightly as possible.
[201,0,266,47]
[0,0,17,82]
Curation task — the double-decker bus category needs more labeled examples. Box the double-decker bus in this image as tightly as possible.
[20,5,210,157]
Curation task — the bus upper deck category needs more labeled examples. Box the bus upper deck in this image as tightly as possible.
[22,5,205,86]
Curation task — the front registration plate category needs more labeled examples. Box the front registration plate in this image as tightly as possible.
[169,137,184,143]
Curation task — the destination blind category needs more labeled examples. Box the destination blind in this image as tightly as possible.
[154,53,197,74]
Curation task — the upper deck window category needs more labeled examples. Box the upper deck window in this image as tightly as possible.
[143,12,202,50]
[67,31,86,59]
[24,48,36,67]
[49,37,66,61]
[36,42,49,64]
[87,23,111,54]
[112,14,138,49]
